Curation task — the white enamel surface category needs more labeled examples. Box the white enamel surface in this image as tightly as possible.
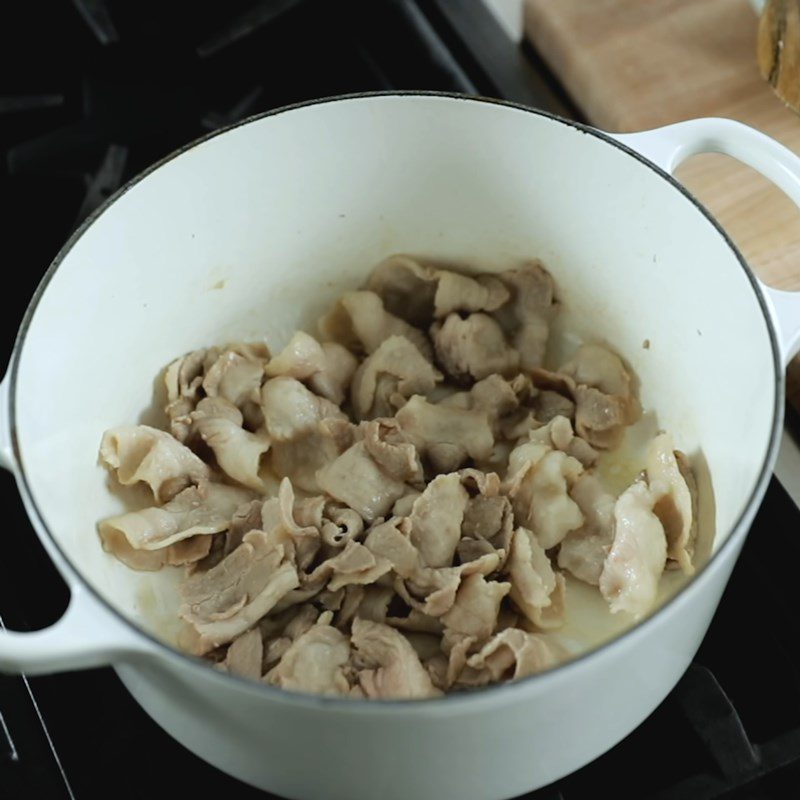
[616,117,800,365]
[1,95,789,797]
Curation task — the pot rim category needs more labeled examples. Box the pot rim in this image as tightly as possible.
[7,90,784,712]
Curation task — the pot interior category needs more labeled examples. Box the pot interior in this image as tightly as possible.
[12,94,776,651]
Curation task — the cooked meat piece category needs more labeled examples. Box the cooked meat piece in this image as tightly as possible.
[319,290,432,359]
[270,419,352,494]
[471,373,531,426]
[675,451,698,561]
[560,344,640,449]
[440,574,510,640]
[263,378,351,493]
[307,540,392,592]
[259,478,320,571]
[513,319,551,372]
[266,624,351,696]
[318,588,345,611]
[364,517,420,578]
[357,585,395,624]
[529,415,598,468]
[107,533,214,572]
[425,654,449,690]
[180,530,300,653]
[441,631,476,687]
[190,398,270,492]
[261,376,346,442]
[263,637,291,670]
[164,347,214,441]
[99,424,210,503]
[457,537,497,564]
[316,441,408,522]
[506,527,559,626]
[534,390,575,425]
[335,585,366,627]
[530,366,576,397]
[223,628,263,680]
[561,343,632,397]
[203,343,270,426]
[599,481,667,618]
[459,467,502,497]
[432,313,519,382]
[320,416,357,451]
[264,331,326,380]
[463,477,510,544]
[495,606,520,632]
[262,606,338,670]
[386,609,444,635]
[397,552,502,618]
[557,473,616,585]
[409,473,469,568]
[497,412,538,443]
[492,261,558,370]
[405,632,443,662]
[462,495,512,541]
[506,439,584,549]
[320,504,364,548]
[176,535,219,571]
[284,605,326,640]
[496,260,557,319]
[99,483,253,570]
[458,469,514,552]
[519,573,566,631]
[464,628,559,682]
[367,255,510,326]
[428,443,468,474]
[360,417,424,484]
[391,490,421,517]
[271,578,328,615]
[262,478,317,538]
[294,494,326,529]
[225,498,263,554]
[366,255,438,325]
[396,395,494,472]
[435,272,510,319]
[646,434,697,575]
[573,386,634,450]
[351,335,441,420]
[351,618,442,699]
[308,342,359,405]
[439,374,531,441]
[460,491,513,569]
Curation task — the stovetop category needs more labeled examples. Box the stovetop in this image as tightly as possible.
[2,2,799,798]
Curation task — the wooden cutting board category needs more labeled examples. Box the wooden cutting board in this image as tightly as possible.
[524,0,800,404]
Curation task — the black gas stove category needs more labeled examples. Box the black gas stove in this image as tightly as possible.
[2,2,799,798]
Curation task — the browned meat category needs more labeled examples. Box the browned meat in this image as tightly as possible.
[395,395,494,472]
[99,253,695,701]
[99,424,210,503]
[432,313,520,382]
[351,619,441,699]
[351,335,441,420]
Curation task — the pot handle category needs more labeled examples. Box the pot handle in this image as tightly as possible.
[0,583,148,675]
[613,118,800,367]
[0,374,150,675]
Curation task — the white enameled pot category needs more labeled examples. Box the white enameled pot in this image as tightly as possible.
[1,93,800,800]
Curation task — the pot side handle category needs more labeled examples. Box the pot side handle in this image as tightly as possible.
[0,583,147,675]
[0,374,149,675]
[613,118,800,367]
